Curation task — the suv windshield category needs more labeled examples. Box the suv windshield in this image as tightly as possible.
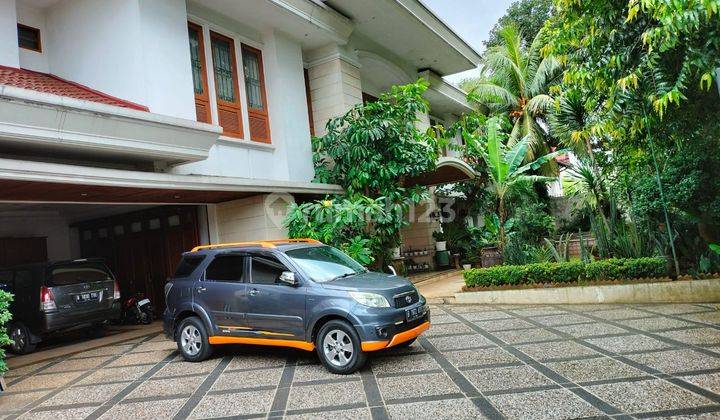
[285,245,366,283]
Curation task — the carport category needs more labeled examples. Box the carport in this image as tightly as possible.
[0,157,342,312]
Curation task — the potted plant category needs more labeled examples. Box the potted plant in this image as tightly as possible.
[391,246,402,259]
[479,214,510,267]
[432,230,447,251]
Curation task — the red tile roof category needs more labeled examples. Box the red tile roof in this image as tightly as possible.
[0,65,148,111]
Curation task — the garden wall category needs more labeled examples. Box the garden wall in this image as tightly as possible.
[454,278,720,305]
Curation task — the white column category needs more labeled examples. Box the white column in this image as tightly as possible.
[305,44,362,136]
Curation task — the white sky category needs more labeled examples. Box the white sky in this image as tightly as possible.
[422,0,515,83]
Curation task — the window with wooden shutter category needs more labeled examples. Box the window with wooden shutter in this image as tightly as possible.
[210,32,243,138]
[242,44,271,143]
[188,22,211,124]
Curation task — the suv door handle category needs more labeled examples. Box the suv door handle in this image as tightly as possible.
[248,288,259,297]
[196,286,206,294]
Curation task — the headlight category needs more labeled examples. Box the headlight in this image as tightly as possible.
[349,291,390,308]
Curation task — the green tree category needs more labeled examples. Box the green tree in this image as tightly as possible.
[470,117,564,252]
[287,80,441,267]
[467,26,562,162]
[544,0,720,273]
[485,0,554,48]
[0,290,12,375]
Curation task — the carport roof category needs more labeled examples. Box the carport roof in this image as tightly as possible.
[0,158,343,204]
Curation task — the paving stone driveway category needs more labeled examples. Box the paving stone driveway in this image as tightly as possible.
[3,303,720,419]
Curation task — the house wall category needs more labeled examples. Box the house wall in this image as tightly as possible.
[211,194,293,243]
[137,0,196,120]
[0,211,74,261]
[16,2,48,72]
[44,0,146,106]
[0,0,19,67]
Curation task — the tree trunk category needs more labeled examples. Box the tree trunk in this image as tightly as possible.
[498,196,506,255]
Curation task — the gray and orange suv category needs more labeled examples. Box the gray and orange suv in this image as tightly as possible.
[163,239,430,374]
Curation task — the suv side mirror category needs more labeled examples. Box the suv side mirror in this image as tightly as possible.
[278,271,298,286]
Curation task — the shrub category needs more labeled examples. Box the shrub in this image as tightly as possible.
[464,257,668,288]
[0,290,12,375]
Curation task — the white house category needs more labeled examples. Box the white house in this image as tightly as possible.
[0,0,480,304]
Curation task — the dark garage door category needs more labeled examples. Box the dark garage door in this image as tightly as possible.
[74,206,199,312]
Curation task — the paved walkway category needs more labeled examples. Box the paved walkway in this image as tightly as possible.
[416,271,465,300]
[2,303,720,419]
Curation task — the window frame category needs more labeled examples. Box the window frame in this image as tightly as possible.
[188,21,211,123]
[209,30,244,138]
[241,44,271,143]
[248,252,292,286]
[203,254,248,283]
[17,23,41,53]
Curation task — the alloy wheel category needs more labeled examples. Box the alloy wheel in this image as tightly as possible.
[181,325,202,356]
[322,329,354,367]
[11,327,26,352]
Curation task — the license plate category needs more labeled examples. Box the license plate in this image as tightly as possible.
[75,292,99,303]
[137,298,150,307]
[406,305,425,322]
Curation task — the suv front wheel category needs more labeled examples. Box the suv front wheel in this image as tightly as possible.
[316,319,366,374]
[176,316,213,362]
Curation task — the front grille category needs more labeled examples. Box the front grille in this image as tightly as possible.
[394,291,419,308]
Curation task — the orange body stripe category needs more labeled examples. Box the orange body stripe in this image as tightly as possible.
[361,340,390,351]
[208,336,315,351]
[361,321,431,352]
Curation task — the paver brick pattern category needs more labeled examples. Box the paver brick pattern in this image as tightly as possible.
[2,303,720,419]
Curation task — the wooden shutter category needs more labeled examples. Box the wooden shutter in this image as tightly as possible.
[241,44,271,143]
[188,22,211,124]
[211,32,244,138]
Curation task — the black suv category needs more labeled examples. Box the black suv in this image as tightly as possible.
[0,259,122,354]
[164,239,430,374]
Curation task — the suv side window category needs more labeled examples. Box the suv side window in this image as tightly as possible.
[205,255,246,282]
[174,255,205,278]
[250,255,288,285]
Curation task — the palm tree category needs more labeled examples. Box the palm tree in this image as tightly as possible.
[478,117,565,252]
[468,25,562,162]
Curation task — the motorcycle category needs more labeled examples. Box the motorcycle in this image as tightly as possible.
[121,293,154,325]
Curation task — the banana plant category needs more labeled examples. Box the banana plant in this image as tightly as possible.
[479,117,566,253]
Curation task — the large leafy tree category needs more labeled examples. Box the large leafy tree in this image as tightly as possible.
[286,80,441,267]
[467,26,563,162]
[544,0,720,272]
[485,0,554,48]
[544,0,720,139]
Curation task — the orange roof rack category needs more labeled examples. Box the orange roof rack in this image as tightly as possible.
[191,238,321,252]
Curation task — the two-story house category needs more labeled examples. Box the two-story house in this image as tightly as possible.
[0,0,480,306]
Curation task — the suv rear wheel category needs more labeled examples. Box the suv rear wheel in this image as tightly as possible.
[176,316,213,362]
[9,322,36,354]
[316,319,366,374]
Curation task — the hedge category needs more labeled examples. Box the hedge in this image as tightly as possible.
[0,290,12,375]
[464,257,668,288]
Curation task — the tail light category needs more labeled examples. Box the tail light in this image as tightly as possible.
[113,280,121,300]
[40,286,57,312]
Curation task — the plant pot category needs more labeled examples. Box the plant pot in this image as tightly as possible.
[392,247,401,259]
[435,241,447,252]
[462,263,472,271]
[480,246,502,268]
